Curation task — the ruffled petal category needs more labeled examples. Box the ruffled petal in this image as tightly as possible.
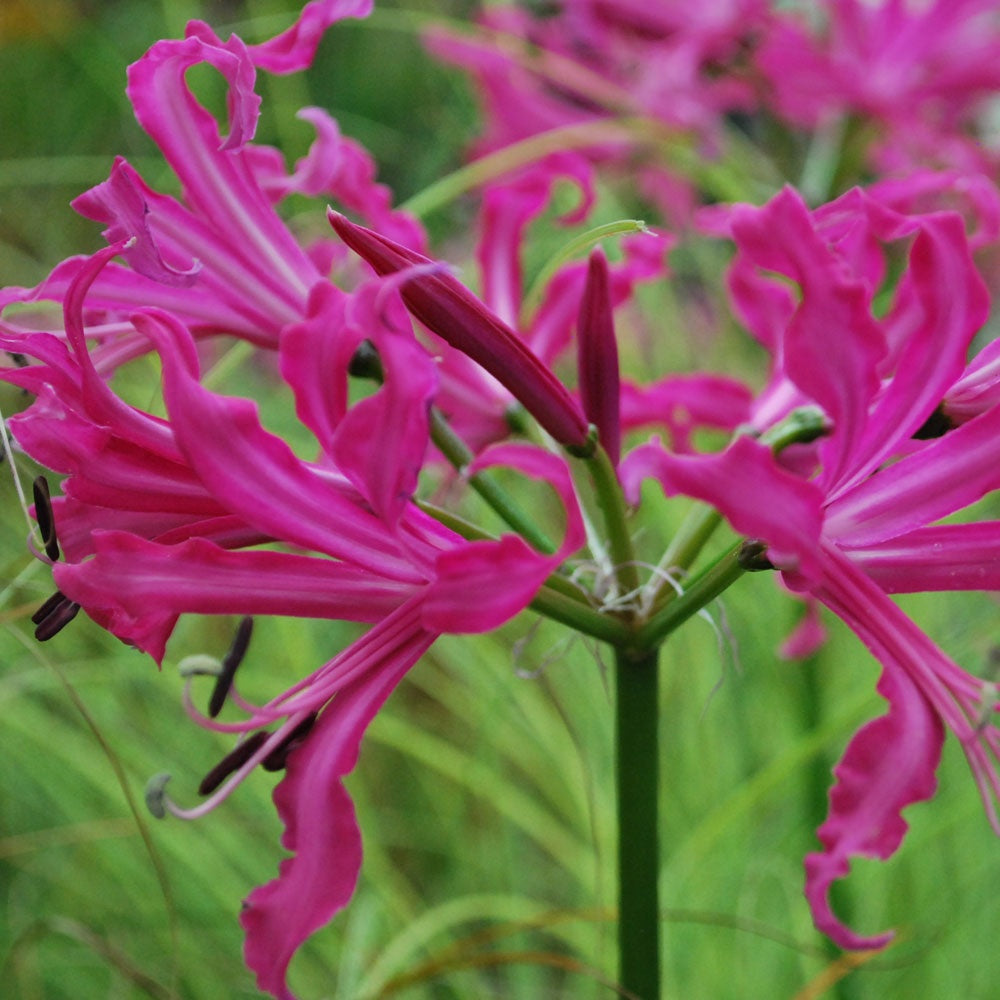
[213,0,374,76]
[330,280,438,523]
[804,659,943,950]
[135,310,426,582]
[620,435,825,577]
[730,187,885,490]
[423,443,586,631]
[127,32,317,303]
[241,600,434,1000]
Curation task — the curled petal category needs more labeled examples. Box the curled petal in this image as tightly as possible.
[620,435,825,577]
[423,443,586,632]
[73,158,200,286]
[804,661,943,950]
[136,310,426,582]
[330,279,438,523]
[241,601,434,1000]
[730,188,885,490]
[215,0,374,75]
[424,534,557,633]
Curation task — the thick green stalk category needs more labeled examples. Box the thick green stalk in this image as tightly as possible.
[615,644,661,1000]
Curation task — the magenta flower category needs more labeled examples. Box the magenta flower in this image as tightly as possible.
[424,0,770,221]
[0,0,420,370]
[623,183,1000,949]
[757,0,1000,176]
[3,234,586,997]
[12,3,1000,994]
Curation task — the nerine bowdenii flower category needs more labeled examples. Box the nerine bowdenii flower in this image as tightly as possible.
[623,182,1000,948]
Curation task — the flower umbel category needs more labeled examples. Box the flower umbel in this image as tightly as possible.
[7,2,1000,998]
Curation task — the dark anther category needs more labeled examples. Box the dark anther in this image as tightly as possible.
[32,475,60,561]
[347,339,384,382]
[32,590,81,641]
[912,405,953,440]
[198,731,270,796]
[737,538,775,572]
[261,713,318,772]
[208,616,254,718]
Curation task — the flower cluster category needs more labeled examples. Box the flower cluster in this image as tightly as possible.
[4,1,1000,997]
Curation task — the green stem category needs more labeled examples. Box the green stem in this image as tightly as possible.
[634,542,747,652]
[615,644,661,1000]
[646,504,723,613]
[531,584,632,647]
[429,409,557,554]
[584,444,641,608]
[520,218,649,326]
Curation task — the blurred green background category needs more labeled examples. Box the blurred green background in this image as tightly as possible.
[2,2,1000,998]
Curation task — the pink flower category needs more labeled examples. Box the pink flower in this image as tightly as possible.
[424,0,770,221]
[757,0,1000,175]
[4,234,586,997]
[0,0,419,371]
[622,184,1000,949]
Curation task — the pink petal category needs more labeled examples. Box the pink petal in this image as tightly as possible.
[804,659,942,950]
[424,534,557,633]
[72,159,199,286]
[241,602,434,1000]
[476,155,595,326]
[730,188,885,490]
[825,403,1000,547]
[127,32,318,306]
[211,0,374,76]
[842,209,989,493]
[136,311,427,582]
[54,532,411,632]
[778,598,827,660]
[620,435,825,577]
[330,279,438,523]
[620,374,753,452]
[423,443,586,631]
[847,522,1000,592]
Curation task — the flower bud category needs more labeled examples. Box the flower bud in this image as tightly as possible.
[329,210,593,454]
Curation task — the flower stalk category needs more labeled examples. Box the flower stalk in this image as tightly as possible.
[615,643,661,1000]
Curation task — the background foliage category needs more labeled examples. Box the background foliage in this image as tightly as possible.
[1,2,999,998]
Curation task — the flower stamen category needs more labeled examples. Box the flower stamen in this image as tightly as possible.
[209,617,254,718]
[31,476,60,562]
[31,590,81,641]
[198,731,270,796]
